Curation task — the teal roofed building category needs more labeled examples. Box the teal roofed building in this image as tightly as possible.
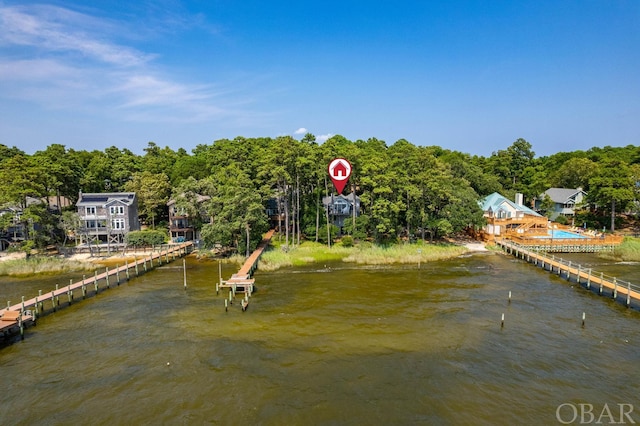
[479,192,547,239]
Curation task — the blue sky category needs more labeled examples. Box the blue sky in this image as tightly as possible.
[0,1,638,157]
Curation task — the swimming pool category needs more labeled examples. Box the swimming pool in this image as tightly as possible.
[532,229,589,239]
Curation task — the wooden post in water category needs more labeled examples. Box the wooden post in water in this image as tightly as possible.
[582,312,586,327]
[508,291,511,304]
[105,267,110,288]
[501,313,505,328]
[51,292,55,312]
[567,261,572,281]
[135,257,139,276]
[225,299,228,312]
[55,284,60,306]
[613,277,617,300]
[94,270,99,294]
[82,275,86,298]
[183,258,187,289]
[577,265,581,285]
[587,269,591,289]
[19,312,24,340]
[599,272,604,295]
[116,265,120,285]
[216,282,219,295]
[36,290,42,317]
[126,260,130,280]
[627,283,631,307]
[229,289,233,304]
[67,284,72,304]
[143,257,147,273]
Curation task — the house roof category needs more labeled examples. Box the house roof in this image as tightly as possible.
[77,192,136,206]
[480,192,541,217]
[540,188,586,204]
[322,192,360,205]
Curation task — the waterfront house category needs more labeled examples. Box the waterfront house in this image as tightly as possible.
[322,192,361,229]
[167,193,210,242]
[534,187,587,221]
[76,192,140,245]
[480,192,547,239]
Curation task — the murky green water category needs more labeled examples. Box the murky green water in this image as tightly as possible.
[1,251,640,425]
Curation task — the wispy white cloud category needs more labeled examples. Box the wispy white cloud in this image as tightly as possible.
[0,5,152,66]
[0,4,260,125]
[293,127,308,135]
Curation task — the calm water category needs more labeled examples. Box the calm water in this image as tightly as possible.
[1,251,640,425]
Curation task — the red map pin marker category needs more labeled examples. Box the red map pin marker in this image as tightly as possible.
[328,158,352,194]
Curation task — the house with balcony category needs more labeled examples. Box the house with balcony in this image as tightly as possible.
[534,187,587,220]
[322,192,361,229]
[0,206,24,251]
[76,192,140,245]
[480,192,547,240]
[167,194,210,242]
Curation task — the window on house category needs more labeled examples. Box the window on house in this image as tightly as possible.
[334,200,349,215]
[110,206,125,215]
[86,206,96,215]
[85,220,96,229]
[112,218,125,230]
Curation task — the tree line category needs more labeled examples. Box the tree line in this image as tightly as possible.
[0,136,638,254]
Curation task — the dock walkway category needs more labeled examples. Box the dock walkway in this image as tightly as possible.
[497,238,640,308]
[1,242,193,339]
[219,229,275,294]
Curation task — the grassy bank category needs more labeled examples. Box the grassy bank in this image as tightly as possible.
[0,256,96,277]
[601,237,640,262]
[259,240,468,271]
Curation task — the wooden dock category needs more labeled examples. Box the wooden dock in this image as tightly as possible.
[0,242,193,340]
[497,238,640,308]
[219,229,275,295]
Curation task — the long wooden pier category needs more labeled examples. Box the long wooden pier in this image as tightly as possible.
[496,238,640,308]
[0,242,193,340]
[219,229,275,295]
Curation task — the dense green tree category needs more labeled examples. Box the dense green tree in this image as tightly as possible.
[589,159,635,232]
[200,165,267,255]
[0,154,47,206]
[551,157,597,190]
[124,171,171,228]
[33,144,82,209]
[538,194,556,218]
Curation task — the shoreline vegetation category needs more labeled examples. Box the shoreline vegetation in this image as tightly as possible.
[252,240,478,272]
[601,236,640,262]
[2,237,639,277]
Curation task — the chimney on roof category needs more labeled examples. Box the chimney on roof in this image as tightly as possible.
[515,193,523,206]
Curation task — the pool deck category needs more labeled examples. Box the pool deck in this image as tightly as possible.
[506,230,623,253]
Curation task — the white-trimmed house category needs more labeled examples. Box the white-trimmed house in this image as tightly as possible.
[76,192,140,245]
[480,192,547,239]
[322,193,361,229]
[535,187,587,220]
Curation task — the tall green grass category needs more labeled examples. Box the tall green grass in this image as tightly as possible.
[603,237,640,262]
[259,240,468,271]
[0,256,95,277]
